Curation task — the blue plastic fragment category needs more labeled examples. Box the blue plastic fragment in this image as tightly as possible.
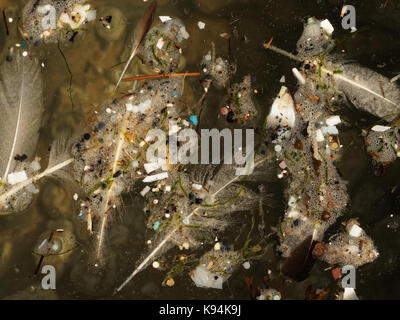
[21,41,26,49]
[172,90,178,97]
[153,221,161,231]
[78,211,83,217]
[189,115,198,126]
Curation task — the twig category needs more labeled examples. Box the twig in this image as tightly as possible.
[122,73,200,82]
[2,11,9,36]
[264,39,303,63]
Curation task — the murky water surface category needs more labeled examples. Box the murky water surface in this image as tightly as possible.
[0,0,400,299]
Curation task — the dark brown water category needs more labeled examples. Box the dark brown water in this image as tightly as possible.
[0,0,400,299]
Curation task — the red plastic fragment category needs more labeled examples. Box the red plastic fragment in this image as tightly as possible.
[332,268,342,280]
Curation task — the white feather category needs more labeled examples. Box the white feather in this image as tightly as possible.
[116,156,269,293]
[0,52,43,182]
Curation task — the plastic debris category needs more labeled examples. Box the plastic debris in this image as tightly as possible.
[292,68,306,85]
[371,125,391,132]
[197,21,205,29]
[320,19,334,35]
[136,18,189,74]
[7,171,28,185]
[22,0,96,43]
[159,16,172,23]
[191,248,242,289]
[321,220,379,268]
[189,115,198,126]
[267,86,296,142]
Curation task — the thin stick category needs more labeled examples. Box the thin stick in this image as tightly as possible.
[263,38,303,63]
[2,10,9,36]
[122,73,200,82]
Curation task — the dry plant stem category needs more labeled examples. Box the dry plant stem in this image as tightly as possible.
[265,44,303,62]
[0,158,74,204]
[95,118,129,261]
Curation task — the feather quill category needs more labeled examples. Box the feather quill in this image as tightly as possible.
[116,155,271,292]
[114,1,157,91]
[319,61,400,121]
[0,51,43,182]
[264,17,400,121]
[73,77,186,261]
[0,137,74,214]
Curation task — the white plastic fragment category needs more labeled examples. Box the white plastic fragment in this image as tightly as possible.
[322,125,339,135]
[140,186,151,197]
[191,265,224,289]
[73,193,79,201]
[159,16,172,23]
[326,116,341,126]
[156,38,165,49]
[348,224,363,238]
[192,183,203,190]
[197,21,206,29]
[371,125,391,132]
[292,68,306,85]
[143,172,168,183]
[320,19,334,35]
[279,75,286,83]
[242,261,251,270]
[126,99,152,113]
[8,171,28,185]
